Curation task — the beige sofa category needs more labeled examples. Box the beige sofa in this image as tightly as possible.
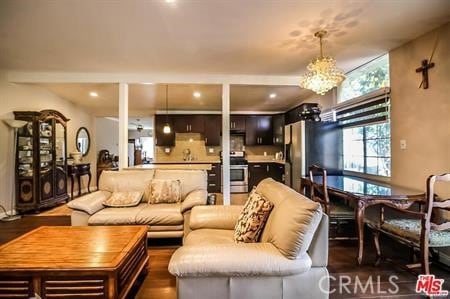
[169,178,329,299]
[67,169,207,238]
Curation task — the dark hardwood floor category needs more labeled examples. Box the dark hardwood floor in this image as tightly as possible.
[0,216,448,298]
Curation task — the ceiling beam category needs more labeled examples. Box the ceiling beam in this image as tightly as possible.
[6,71,300,86]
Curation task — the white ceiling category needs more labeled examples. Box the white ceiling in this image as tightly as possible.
[1,0,449,75]
[30,83,310,115]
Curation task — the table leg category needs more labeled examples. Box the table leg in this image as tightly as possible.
[356,200,366,265]
[70,176,74,200]
[77,175,81,198]
[87,173,92,193]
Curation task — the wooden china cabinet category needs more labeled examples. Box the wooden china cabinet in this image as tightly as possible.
[14,110,70,213]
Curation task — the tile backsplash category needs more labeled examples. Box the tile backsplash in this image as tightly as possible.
[155,133,220,162]
[155,133,283,162]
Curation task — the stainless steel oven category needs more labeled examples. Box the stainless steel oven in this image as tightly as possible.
[221,151,249,193]
[229,164,248,193]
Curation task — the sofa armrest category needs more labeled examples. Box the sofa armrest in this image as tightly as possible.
[307,213,328,267]
[168,243,311,277]
[190,205,243,230]
[67,190,111,215]
[181,189,208,213]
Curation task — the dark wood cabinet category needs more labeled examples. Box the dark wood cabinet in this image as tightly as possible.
[207,163,221,193]
[249,162,285,190]
[230,115,246,132]
[155,115,175,147]
[204,115,221,146]
[269,163,285,183]
[68,163,91,199]
[272,114,285,146]
[245,115,273,145]
[173,115,205,134]
[14,110,69,213]
[248,163,271,190]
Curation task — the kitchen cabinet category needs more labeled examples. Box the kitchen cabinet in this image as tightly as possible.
[230,115,246,132]
[155,115,175,147]
[249,162,285,190]
[207,163,221,193]
[245,115,273,145]
[270,163,285,183]
[173,115,205,134]
[204,115,221,146]
[272,114,285,146]
[248,163,270,190]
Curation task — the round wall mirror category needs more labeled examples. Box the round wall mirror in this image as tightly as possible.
[76,127,90,156]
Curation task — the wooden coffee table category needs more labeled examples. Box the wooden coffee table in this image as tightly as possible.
[0,226,148,299]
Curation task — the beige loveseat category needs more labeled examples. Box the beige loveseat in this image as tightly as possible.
[67,169,207,238]
[169,178,329,299]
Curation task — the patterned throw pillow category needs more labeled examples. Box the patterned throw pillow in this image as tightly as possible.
[103,191,143,208]
[148,179,182,204]
[234,189,274,243]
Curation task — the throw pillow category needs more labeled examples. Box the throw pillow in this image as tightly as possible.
[103,191,143,208]
[148,179,182,204]
[234,188,274,243]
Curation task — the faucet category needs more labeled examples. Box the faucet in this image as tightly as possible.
[183,149,192,161]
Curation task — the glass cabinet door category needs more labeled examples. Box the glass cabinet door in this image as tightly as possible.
[39,119,54,200]
[17,121,35,204]
[55,120,67,196]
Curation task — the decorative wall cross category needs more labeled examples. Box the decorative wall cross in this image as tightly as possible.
[416,59,435,89]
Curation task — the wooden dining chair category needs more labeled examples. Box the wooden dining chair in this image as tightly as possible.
[308,165,354,239]
[372,173,450,274]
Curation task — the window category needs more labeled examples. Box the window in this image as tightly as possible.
[343,122,391,177]
[338,54,390,103]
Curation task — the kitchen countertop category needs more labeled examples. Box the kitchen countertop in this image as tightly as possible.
[151,160,220,164]
[246,158,286,165]
[126,164,212,171]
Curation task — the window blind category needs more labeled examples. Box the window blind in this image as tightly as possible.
[335,87,390,128]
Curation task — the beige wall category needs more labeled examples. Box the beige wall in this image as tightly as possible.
[390,22,450,197]
[0,74,96,213]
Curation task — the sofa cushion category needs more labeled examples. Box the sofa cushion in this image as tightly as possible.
[154,169,207,199]
[88,204,146,225]
[99,170,155,202]
[190,206,243,230]
[135,203,184,225]
[184,229,235,246]
[168,242,312,277]
[67,190,111,215]
[103,191,143,207]
[234,189,274,243]
[148,179,182,204]
[256,178,322,259]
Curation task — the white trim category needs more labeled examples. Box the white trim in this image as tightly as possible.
[222,84,231,206]
[118,83,129,170]
[6,71,301,86]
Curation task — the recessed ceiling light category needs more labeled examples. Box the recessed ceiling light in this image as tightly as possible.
[166,0,176,3]
[89,91,98,97]
[142,82,153,85]
[269,93,277,99]
[193,91,201,98]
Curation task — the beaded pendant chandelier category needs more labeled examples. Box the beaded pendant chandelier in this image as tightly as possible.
[299,30,345,95]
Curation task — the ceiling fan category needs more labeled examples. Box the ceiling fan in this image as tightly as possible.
[130,119,144,132]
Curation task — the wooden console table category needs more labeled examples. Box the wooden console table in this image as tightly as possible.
[300,175,425,265]
[0,226,149,299]
[68,163,91,199]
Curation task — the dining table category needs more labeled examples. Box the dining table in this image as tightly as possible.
[300,174,425,265]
